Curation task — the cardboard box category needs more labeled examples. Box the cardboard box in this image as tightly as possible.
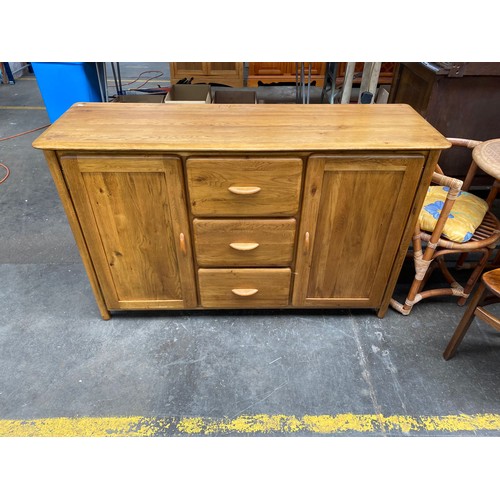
[213,90,257,104]
[165,84,211,103]
[112,94,166,103]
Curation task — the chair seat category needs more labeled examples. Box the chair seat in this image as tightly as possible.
[419,211,500,250]
[482,268,500,297]
[469,212,500,242]
[419,186,489,243]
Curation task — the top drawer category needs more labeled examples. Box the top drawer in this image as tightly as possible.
[186,157,303,216]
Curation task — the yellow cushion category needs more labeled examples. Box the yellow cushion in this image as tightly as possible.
[419,186,488,243]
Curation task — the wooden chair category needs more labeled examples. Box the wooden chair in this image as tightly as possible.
[456,137,500,268]
[390,138,500,315]
[443,268,500,359]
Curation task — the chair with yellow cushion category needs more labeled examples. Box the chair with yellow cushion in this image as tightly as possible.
[390,138,500,315]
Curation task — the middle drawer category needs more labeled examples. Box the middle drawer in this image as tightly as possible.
[193,218,296,267]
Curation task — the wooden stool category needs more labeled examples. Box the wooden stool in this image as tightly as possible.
[472,138,500,208]
[443,268,500,360]
[455,138,500,270]
[475,140,500,267]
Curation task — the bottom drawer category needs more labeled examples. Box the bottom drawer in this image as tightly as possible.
[198,269,291,308]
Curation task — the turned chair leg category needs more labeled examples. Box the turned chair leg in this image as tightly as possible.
[443,281,488,360]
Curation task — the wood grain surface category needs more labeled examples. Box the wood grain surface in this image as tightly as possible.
[42,151,111,319]
[193,218,296,267]
[37,104,449,316]
[186,157,303,216]
[33,103,450,152]
[60,154,197,309]
[483,268,500,296]
[293,154,424,307]
[198,268,291,308]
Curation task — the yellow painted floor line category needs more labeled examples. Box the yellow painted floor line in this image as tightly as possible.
[2,413,500,437]
[0,106,46,110]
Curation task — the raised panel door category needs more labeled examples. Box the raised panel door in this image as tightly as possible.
[293,154,424,309]
[171,62,206,76]
[299,62,326,76]
[206,62,242,76]
[61,155,197,310]
[248,62,289,76]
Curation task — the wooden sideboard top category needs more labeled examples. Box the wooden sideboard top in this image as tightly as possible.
[33,103,450,152]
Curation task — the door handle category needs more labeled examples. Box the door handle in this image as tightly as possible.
[179,232,187,255]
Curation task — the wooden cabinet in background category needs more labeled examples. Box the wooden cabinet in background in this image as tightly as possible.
[33,103,449,319]
[169,62,244,87]
[335,62,395,86]
[389,62,500,184]
[247,63,326,87]
[246,62,394,88]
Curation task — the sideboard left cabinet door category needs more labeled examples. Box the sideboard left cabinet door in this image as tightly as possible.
[60,155,197,310]
[293,154,424,310]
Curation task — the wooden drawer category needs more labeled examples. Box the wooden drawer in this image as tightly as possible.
[186,157,303,216]
[198,268,291,308]
[193,218,296,267]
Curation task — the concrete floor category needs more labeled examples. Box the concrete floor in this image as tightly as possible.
[1,63,500,440]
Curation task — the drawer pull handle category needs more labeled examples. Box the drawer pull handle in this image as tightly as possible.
[304,231,310,255]
[232,288,259,297]
[179,233,187,255]
[229,242,260,251]
[228,186,261,195]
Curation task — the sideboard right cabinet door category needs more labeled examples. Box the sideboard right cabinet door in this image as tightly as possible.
[293,154,424,308]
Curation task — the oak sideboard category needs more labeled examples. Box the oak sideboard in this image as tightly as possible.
[33,103,450,319]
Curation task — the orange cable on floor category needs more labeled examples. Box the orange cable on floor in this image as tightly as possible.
[0,163,9,184]
[0,124,49,142]
[0,124,50,185]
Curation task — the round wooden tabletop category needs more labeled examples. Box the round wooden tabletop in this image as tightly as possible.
[472,138,500,180]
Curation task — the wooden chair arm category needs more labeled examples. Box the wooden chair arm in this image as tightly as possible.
[434,164,444,175]
[446,137,482,149]
[431,171,463,195]
[425,172,463,246]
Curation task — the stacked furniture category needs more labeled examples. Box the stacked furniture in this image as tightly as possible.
[247,63,326,87]
[389,62,500,184]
